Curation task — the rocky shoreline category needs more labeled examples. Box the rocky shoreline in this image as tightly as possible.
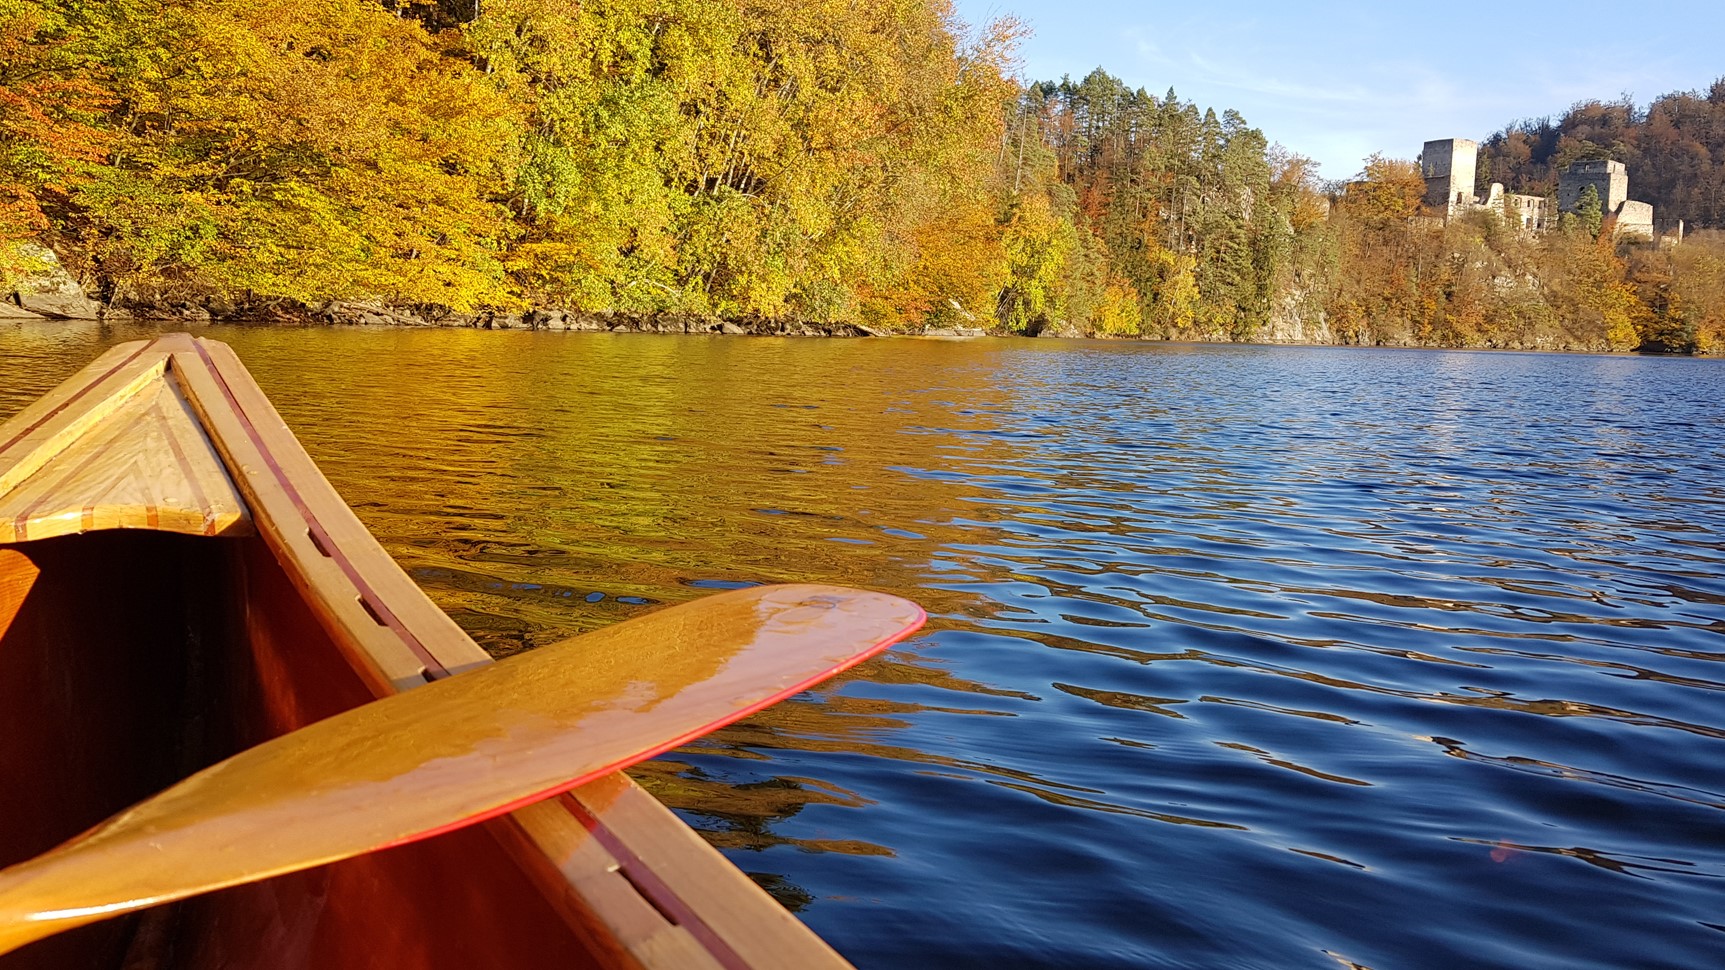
[1,271,993,340]
[0,287,1646,351]
[0,294,956,337]
[1,243,989,336]
[311,302,918,337]
[0,244,1665,352]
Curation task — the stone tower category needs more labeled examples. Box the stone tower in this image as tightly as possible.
[1421,138,1478,211]
[1558,159,1629,214]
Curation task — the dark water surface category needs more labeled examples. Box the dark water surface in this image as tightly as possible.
[4,321,1724,969]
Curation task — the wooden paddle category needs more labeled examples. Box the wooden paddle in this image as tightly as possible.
[0,583,923,956]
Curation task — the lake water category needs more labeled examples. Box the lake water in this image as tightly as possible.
[4,321,1724,969]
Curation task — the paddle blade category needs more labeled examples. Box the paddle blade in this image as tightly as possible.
[0,583,923,955]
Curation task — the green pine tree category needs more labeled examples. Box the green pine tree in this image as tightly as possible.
[1575,184,1604,238]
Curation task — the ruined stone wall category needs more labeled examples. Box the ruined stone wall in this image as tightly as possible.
[1613,200,1655,239]
[1421,138,1478,210]
[1505,194,1550,231]
[1558,159,1628,213]
[1413,138,1657,237]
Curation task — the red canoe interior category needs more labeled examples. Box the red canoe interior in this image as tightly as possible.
[0,529,614,970]
[0,334,852,970]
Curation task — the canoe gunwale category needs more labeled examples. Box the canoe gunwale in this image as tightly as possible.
[169,338,442,694]
[0,333,854,970]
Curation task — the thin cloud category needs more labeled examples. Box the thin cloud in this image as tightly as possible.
[976,0,1724,175]
[1174,48,1461,115]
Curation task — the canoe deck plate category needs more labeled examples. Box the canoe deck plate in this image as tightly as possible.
[0,350,251,542]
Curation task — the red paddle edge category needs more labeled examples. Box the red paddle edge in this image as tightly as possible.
[378,604,926,850]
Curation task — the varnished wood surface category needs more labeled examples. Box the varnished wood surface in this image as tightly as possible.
[0,335,251,543]
[2,335,894,969]
[0,375,248,542]
[180,336,872,970]
[169,339,438,694]
[175,535,614,970]
[0,585,921,955]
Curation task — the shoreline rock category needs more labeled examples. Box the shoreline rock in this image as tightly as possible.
[101,295,1669,353]
[0,251,1685,354]
[361,306,887,337]
[4,242,120,320]
[0,301,47,321]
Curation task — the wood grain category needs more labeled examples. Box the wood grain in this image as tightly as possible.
[1,335,885,969]
[179,337,868,969]
[0,374,249,543]
[0,585,921,956]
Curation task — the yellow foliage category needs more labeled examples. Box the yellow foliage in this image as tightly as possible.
[474,0,1018,323]
[41,0,517,309]
[0,0,112,244]
[1343,154,1426,227]
[905,200,1009,327]
[11,0,1721,348]
[1661,230,1725,354]
[999,189,1074,332]
[1093,277,1141,336]
[1145,246,1199,336]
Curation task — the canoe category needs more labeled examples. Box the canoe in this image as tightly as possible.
[0,333,855,970]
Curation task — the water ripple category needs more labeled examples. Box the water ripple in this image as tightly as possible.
[4,328,1725,969]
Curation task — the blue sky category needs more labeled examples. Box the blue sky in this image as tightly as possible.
[948,0,1725,182]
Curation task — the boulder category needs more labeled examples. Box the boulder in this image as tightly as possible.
[320,301,431,327]
[0,301,45,320]
[5,242,106,319]
[16,289,105,319]
[479,312,521,330]
[522,308,568,330]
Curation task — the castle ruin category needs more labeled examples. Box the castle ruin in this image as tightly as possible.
[1419,138,1655,238]
[1421,138,1551,229]
[1421,138,1478,213]
[1557,159,1654,239]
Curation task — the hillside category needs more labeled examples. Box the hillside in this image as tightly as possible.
[1477,81,1725,230]
[2,1,1721,352]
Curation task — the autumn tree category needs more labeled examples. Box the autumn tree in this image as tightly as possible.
[0,0,110,280]
[1542,226,1647,349]
[996,90,1076,334]
[1627,229,1725,353]
[1321,155,1427,342]
[32,0,518,310]
[1478,82,1725,230]
[8,0,1719,352]
[469,0,1017,329]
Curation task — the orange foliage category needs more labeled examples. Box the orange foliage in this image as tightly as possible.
[0,2,113,242]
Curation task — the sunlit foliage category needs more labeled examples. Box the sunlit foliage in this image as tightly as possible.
[0,0,110,278]
[3,0,1721,352]
[11,0,518,309]
[1479,85,1725,231]
[470,0,1016,326]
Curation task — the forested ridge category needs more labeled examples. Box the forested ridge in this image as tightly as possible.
[2,0,1722,352]
[1478,85,1725,231]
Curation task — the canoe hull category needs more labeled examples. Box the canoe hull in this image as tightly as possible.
[0,335,852,969]
[0,532,614,969]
